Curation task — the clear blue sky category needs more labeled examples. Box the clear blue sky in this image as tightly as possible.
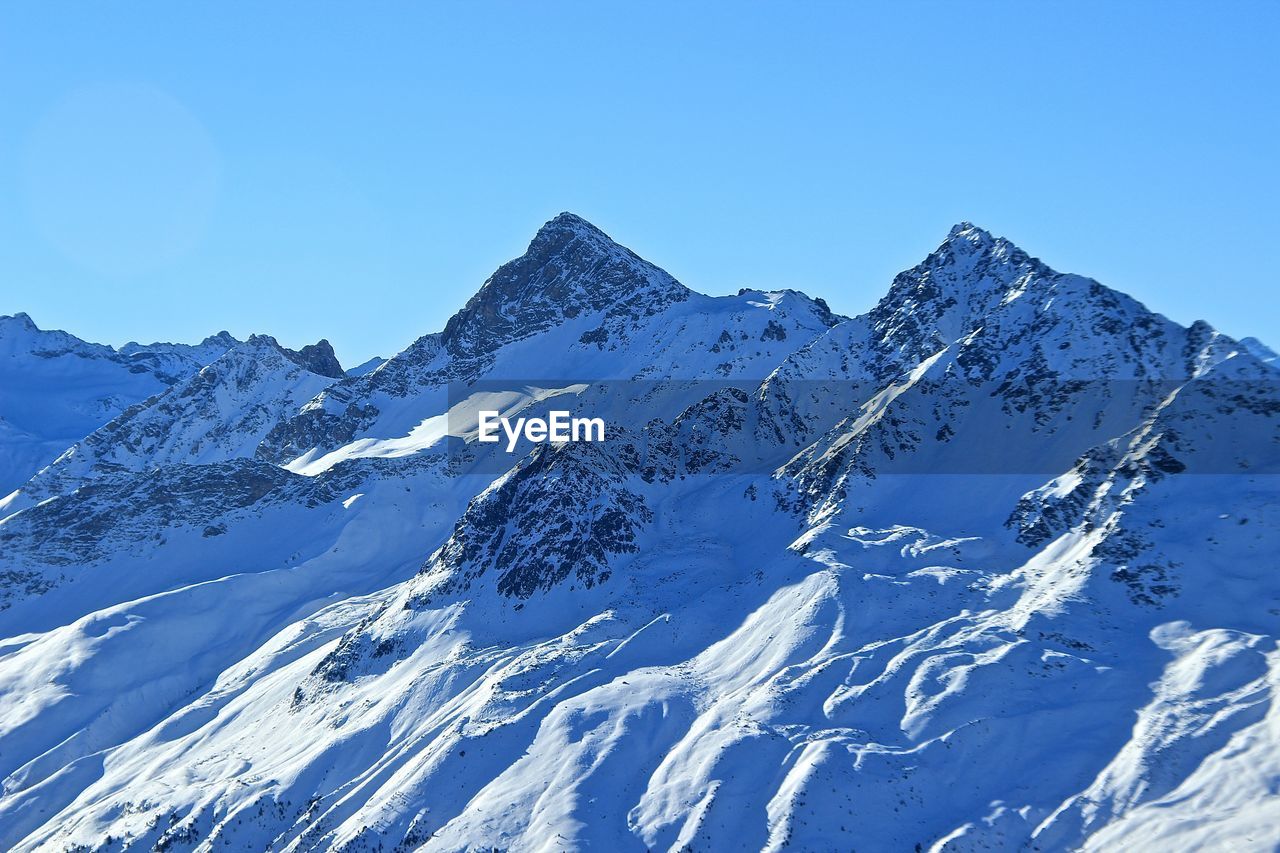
[2,3,1276,366]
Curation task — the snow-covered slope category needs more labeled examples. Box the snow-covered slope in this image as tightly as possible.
[0,217,1276,852]
[345,356,387,377]
[0,315,245,497]
[1,336,343,516]
[1239,335,1278,365]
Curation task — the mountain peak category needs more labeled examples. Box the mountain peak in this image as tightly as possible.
[1239,335,1278,365]
[942,221,1001,254]
[438,214,690,362]
[873,223,1037,315]
[291,339,346,379]
[2,311,38,331]
[527,212,617,256]
[859,223,1061,356]
[202,330,238,347]
[543,211,604,232]
[241,334,345,378]
[947,220,986,237]
[0,312,42,338]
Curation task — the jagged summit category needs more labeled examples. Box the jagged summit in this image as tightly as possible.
[937,220,1027,265]
[530,211,614,247]
[513,212,633,276]
[190,330,244,360]
[241,334,345,378]
[858,222,1050,349]
[438,212,690,360]
[289,339,345,379]
[945,220,994,240]
[512,211,676,291]
[245,333,289,351]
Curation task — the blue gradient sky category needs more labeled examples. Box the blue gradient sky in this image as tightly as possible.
[2,3,1276,365]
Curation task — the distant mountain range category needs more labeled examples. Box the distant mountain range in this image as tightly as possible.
[0,215,1276,852]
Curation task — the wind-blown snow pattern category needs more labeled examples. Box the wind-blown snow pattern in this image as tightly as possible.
[0,215,1277,852]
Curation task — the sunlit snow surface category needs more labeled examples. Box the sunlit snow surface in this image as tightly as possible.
[284,384,591,476]
[0,217,1278,852]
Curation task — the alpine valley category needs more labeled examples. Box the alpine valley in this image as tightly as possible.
[1,215,1277,852]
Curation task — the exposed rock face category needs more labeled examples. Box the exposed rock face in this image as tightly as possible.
[0,460,294,569]
[283,338,345,379]
[420,441,652,601]
[442,212,692,364]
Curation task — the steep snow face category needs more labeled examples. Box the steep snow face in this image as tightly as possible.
[0,218,1278,853]
[0,315,241,497]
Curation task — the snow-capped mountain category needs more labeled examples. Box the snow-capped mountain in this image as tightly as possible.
[1,335,344,516]
[0,216,1276,852]
[117,330,245,379]
[260,213,839,475]
[0,316,248,498]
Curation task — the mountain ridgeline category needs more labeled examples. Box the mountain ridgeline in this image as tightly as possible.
[0,215,1276,852]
